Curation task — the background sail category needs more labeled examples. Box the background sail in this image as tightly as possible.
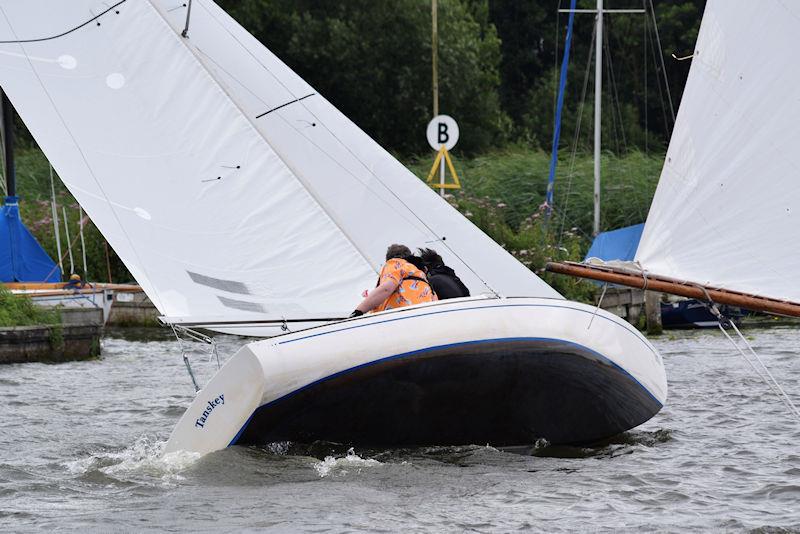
[636,0,800,303]
[0,0,560,323]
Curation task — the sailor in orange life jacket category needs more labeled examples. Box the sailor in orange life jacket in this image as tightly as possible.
[349,244,437,317]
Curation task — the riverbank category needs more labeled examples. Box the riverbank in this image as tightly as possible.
[0,288,106,363]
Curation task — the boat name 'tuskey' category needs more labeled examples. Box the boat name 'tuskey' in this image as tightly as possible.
[195,394,225,429]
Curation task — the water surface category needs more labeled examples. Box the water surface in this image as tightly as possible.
[2,326,799,532]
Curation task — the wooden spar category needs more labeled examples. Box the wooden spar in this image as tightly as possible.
[546,261,800,318]
[3,282,142,292]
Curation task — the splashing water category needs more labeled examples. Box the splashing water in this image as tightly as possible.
[63,435,201,484]
[312,447,382,478]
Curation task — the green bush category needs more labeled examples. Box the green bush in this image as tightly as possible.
[410,146,664,302]
[0,286,61,327]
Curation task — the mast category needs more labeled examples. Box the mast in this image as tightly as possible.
[1,90,15,198]
[432,0,439,117]
[556,4,643,231]
[593,0,603,236]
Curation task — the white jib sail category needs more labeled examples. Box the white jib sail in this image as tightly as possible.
[0,1,561,326]
[636,0,800,304]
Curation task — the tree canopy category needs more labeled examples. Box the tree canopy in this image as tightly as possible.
[218,0,705,156]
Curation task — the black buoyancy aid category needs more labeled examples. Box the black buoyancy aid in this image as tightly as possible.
[426,265,470,299]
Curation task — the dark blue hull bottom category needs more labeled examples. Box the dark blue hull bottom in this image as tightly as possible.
[661,300,746,329]
[235,339,662,447]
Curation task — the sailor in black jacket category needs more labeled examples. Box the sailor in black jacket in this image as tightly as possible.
[418,248,470,300]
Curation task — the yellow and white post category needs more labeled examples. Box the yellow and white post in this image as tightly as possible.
[425,114,460,195]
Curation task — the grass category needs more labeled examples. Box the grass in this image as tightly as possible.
[0,286,61,327]
[407,145,663,235]
[408,146,664,300]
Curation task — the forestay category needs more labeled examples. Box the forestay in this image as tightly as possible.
[636,0,800,304]
[0,1,560,325]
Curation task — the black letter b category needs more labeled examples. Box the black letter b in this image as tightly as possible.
[438,123,449,144]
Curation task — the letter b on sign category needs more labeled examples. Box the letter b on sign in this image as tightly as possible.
[427,115,459,151]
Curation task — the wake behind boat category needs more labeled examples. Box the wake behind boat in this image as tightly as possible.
[165,296,666,455]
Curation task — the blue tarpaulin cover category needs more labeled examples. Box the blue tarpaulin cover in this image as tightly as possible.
[0,196,61,282]
[584,223,644,262]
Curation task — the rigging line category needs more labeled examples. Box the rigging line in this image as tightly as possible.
[604,23,628,152]
[696,284,799,420]
[204,23,500,296]
[181,0,193,38]
[255,93,316,119]
[553,0,560,119]
[728,320,800,420]
[195,46,453,276]
[557,22,595,249]
[647,0,675,125]
[645,14,670,143]
[146,2,378,279]
[196,46,455,280]
[197,2,502,296]
[605,16,643,225]
[587,282,608,330]
[602,31,621,155]
[0,6,168,313]
[717,322,800,421]
[0,1,127,44]
[40,207,96,282]
[194,46,447,243]
[171,324,201,392]
[643,0,647,155]
[550,205,593,241]
[716,323,786,412]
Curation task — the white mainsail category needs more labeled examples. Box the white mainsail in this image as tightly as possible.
[0,1,560,326]
[636,0,800,304]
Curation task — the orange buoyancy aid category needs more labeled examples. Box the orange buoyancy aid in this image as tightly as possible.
[372,258,436,312]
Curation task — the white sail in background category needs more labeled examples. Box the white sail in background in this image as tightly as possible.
[0,1,560,325]
[636,0,800,303]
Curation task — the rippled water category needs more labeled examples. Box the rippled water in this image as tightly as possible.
[2,326,799,532]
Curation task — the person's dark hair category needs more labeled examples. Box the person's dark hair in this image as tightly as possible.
[385,244,412,261]
[418,248,444,268]
[405,254,426,271]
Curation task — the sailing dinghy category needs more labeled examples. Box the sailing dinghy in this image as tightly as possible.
[0,1,666,456]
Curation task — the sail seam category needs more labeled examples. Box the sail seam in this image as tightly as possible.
[145,0,378,276]
[191,43,445,240]
[196,1,501,295]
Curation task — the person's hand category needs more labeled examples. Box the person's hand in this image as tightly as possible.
[361,289,369,298]
[349,309,364,318]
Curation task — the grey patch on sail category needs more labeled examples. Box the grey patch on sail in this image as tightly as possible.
[188,271,250,295]
[218,296,266,313]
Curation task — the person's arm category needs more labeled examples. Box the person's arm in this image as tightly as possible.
[351,278,398,316]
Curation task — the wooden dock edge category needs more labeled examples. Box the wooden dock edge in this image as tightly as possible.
[545,261,800,318]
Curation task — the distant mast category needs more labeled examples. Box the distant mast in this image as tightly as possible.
[593,0,603,236]
[1,89,15,198]
[557,3,644,235]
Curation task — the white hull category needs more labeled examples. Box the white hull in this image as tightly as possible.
[166,297,667,456]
